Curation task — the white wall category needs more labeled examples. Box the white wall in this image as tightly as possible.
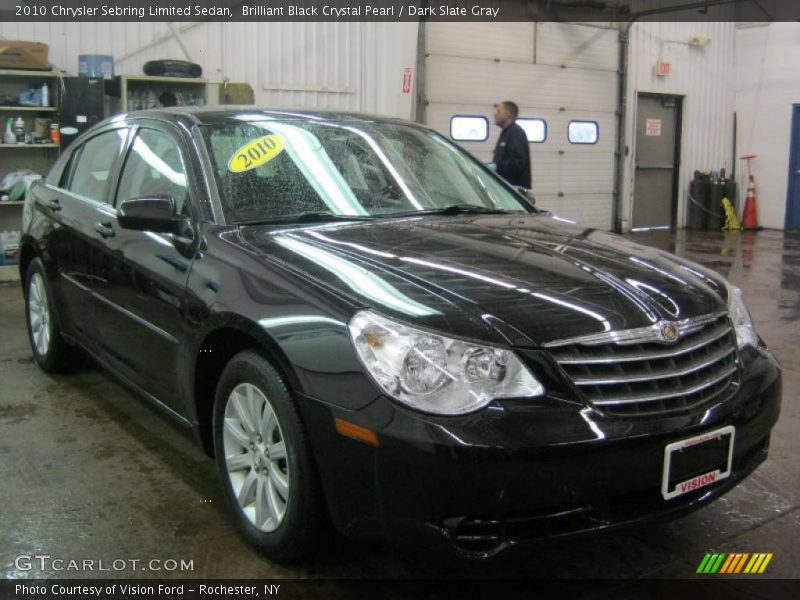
[7,18,797,230]
[0,21,418,118]
[622,20,736,231]
[735,23,800,230]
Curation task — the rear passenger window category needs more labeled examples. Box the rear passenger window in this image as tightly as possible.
[115,129,189,215]
[58,146,83,188]
[517,118,547,143]
[450,116,489,142]
[67,130,127,204]
[568,121,599,144]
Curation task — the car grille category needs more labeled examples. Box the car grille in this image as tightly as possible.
[547,314,739,416]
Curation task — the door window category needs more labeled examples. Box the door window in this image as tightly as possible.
[568,121,599,144]
[67,129,127,204]
[450,116,489,142]
[116,129,190,215]
[517,118,547,143]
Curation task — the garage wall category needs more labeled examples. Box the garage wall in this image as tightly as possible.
[622,19,736,230]
[422,22,618,230]
[735,23,800,230]
[0,21,418,118]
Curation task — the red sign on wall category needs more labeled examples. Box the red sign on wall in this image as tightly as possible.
[402,67,413,94]
[655,60,671,77]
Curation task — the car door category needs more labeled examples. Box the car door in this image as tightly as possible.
[86,123,198,409]
[42,126,129,344]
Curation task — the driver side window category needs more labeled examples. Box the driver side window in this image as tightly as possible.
[116,128,190,215]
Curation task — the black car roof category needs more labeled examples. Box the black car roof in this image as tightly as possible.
[121,106,422,129]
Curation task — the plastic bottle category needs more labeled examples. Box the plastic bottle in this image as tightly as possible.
[41,82,49,107]
[14,117,25,143]
[4,118,17,144]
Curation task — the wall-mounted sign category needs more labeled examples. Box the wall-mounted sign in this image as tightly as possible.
[655,60,671,77]
[646,118,662,137]
[402,67,413,94]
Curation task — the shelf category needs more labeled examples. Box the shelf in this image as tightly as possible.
[0,69,61,79]
[0,144,58,149]
[0,201,25,206]
[122,75,207,84]
[0,106,57,112]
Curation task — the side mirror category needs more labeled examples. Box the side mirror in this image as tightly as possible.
[514,186,536,205]
[118,195,191,235]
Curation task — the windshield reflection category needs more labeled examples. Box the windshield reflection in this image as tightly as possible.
[202,118,529,223]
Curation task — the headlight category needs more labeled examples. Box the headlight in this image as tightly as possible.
[726,283,758,349]
[348,310,544,415]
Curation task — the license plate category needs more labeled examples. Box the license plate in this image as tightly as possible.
[661,426,735,500]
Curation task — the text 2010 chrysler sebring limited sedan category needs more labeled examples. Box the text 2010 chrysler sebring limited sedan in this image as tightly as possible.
[20,109,780,560]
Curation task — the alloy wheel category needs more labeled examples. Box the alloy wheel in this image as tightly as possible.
[28,272,51,357]
[222,382,291,532]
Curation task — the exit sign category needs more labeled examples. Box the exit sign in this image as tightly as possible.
[655,61,671,77]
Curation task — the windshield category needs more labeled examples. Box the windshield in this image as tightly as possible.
[200,117,532,223]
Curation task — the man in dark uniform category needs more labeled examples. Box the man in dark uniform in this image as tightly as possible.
[491,100,531,189]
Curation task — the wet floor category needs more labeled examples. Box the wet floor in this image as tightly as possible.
[0,229,798,580]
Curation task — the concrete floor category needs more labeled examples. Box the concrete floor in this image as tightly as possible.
[0,229,798,580]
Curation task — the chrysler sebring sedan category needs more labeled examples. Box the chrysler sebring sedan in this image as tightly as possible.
[20,108,780,560]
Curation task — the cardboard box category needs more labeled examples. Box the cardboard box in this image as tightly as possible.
[0,41,49,70]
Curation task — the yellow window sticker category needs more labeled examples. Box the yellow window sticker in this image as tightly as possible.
[228,134,285,173]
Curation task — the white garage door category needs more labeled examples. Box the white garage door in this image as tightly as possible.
[423,22,618,229]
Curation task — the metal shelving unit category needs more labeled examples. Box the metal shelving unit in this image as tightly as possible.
[106,74,220,114]
[0,69,62,282]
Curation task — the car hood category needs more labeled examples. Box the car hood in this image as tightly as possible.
[237,214,727,347]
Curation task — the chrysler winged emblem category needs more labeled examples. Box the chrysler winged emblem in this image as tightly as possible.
[659,322,680,343]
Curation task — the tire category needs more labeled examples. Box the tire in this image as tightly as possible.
[213,350,325,561]
[24,258,79,373]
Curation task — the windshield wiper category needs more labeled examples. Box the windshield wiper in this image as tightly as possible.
[385,204,521,218]
[237,211,374,225]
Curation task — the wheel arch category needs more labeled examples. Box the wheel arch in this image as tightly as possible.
[191,317,301,457]
[18,239,40,289]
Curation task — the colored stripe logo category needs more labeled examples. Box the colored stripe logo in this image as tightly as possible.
[697,553,773,574]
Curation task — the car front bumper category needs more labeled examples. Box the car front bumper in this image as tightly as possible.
[298,347,781,559]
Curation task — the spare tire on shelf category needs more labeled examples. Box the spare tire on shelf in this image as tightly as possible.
[143,60,203,78]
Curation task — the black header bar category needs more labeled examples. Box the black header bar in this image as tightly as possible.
[2,579,800,600]
[1,0,798,22]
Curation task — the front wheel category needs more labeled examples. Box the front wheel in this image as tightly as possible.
[213,350,325,561]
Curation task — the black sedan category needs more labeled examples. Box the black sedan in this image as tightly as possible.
[19,108,781,561]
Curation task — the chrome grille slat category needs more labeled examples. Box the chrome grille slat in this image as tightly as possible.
[544,311,727,348]
[553,324,732,365]
[590,365,738,406]
[571,344,735,385]
[550,314,739,416]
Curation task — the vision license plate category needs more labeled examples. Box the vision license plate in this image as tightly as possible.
[661,426,735,500]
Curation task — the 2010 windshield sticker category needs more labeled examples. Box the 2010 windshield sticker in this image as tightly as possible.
[228,134,285,173]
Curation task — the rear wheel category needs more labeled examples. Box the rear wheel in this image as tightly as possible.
[213,350,325,561]
[25,258,78,372]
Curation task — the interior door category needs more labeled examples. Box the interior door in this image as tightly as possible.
[632,94,681,230]
[89,125,196,408]
[786,105,800,230]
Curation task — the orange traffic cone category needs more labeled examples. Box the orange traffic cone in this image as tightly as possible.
[741,175,759,230]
